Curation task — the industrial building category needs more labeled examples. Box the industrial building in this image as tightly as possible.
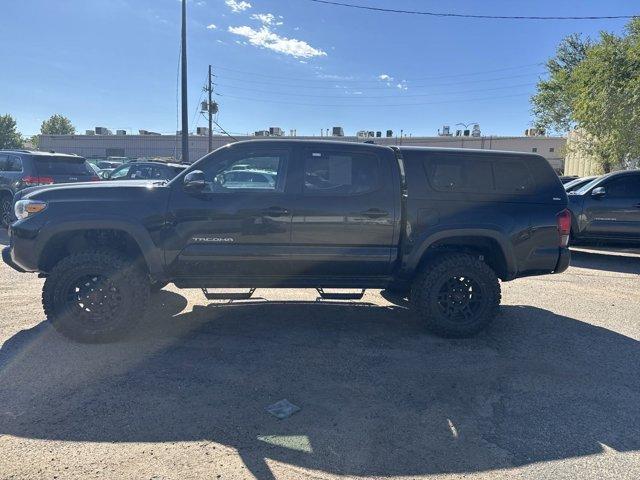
[39,132,567,171]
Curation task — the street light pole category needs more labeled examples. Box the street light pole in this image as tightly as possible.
[180,0,189,163]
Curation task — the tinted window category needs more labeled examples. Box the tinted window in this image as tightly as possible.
[0,154,21,172]
[34,156,93,175]
[604,176,640,198]
[202,149,287,192]
[494,160,535,193]
[303,150,380,195]
[423,155,534,194]
[129,164,158,179]
[425,157,493,192]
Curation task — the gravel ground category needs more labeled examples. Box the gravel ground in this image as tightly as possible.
[0,232,639,480]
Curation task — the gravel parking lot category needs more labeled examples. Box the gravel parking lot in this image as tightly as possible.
[0,229,639,480]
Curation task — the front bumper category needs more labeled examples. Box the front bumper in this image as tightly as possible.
[2,245,26,273]
[554,247,571,274]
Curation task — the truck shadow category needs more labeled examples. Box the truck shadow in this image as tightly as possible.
[570,249,640,275]
[0,291,639,478]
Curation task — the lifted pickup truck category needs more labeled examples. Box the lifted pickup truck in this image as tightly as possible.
[3,140,570,342]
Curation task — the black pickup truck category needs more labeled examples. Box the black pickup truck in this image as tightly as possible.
[3,140,570,342]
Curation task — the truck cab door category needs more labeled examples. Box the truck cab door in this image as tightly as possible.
[583,174,640,240]
[164,144,294,281]
[288,145,398,277]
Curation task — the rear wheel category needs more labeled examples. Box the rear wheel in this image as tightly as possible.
[42,250,150,343]
[410,253,500,337]
[0,193,13,228]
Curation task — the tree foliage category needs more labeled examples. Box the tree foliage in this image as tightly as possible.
[0,114,24,149]
[532,19,640,172]
[40,114,75,135]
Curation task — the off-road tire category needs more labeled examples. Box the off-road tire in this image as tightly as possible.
[0,193,13,228]
[42,250,150,343]
[410,253,501,338]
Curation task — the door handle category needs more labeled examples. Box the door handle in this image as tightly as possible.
[262,206,289,217]
[361,208,389,218]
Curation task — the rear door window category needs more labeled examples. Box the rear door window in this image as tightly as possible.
[34,156,93,175]
[303,149,380,195]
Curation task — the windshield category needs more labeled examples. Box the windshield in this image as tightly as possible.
[34,156,93,176]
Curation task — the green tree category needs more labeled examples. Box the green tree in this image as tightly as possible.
[531,19,640,172]
[40,114,75,135]
[531,34,591,133]
[0,114,24,149]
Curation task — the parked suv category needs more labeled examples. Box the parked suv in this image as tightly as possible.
[3,140,570,342]
[0,150,98,227]
[568,170,640,245]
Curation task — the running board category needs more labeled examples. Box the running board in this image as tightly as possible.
[201,288,256,300]
[316,288,365,300]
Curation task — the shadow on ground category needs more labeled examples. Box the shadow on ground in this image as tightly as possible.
[0,291,638,478]
[571,249,640,275]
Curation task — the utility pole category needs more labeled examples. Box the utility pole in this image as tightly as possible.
[180,0,189,163]
[208,65,213,152]
[201,65,219,153]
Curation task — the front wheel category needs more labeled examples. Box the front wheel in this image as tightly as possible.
[42,250,150,343]
[410,253,501,338]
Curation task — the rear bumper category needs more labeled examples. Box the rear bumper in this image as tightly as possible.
[554,247,571,274]
[2,245,26,273]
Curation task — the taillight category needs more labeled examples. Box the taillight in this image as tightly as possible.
[557,209,571,247]
[22,176,54,186]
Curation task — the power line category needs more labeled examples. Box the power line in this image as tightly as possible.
[218,91,530,108]
[217,71,545,90]
[211,62,544,83]
[214,81,536,99]
[212,120,238,141]
[307,0,639,20]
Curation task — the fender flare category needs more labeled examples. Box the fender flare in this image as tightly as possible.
[36,216,165,278]
[404,228,518,279]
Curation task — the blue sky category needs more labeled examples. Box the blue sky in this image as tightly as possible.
[1,0,637,137]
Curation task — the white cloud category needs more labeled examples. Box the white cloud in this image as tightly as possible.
[228,25,327,58]
[397,80,408,91]
[206,23,217,29]
[250,13,283,26]
[378,74,393,81]
[225,0,251,12]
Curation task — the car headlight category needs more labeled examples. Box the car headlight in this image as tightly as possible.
[14,200,47,220]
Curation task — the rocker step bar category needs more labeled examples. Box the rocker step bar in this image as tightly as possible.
[316,288,365,300]
[201,288,256,300]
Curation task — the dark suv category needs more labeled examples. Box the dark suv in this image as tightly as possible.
[0,150,98,227]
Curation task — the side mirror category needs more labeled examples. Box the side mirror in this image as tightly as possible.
[183,170,206,192]
[591,186,606,198]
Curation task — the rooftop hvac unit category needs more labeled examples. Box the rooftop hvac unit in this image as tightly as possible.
[255,130,269,136]
[357,130,368,138]
[196,127,209,136]
[85,130,95,135]
[455,130,462,137]
[332,126,344,137]
[471,124,481,137]
[139,129,161,136]
[116,130,127,136]
[439,125,451,136]
[368,131,375,138]
[95,127,112,135]
[386,130,393,137]
[269,127,283,136]
[463,130,470,136]
[376,131,382,137]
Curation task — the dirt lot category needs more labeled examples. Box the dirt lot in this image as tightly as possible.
[1,230,639,480]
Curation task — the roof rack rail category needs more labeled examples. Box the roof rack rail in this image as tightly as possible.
[0,149,31,153]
